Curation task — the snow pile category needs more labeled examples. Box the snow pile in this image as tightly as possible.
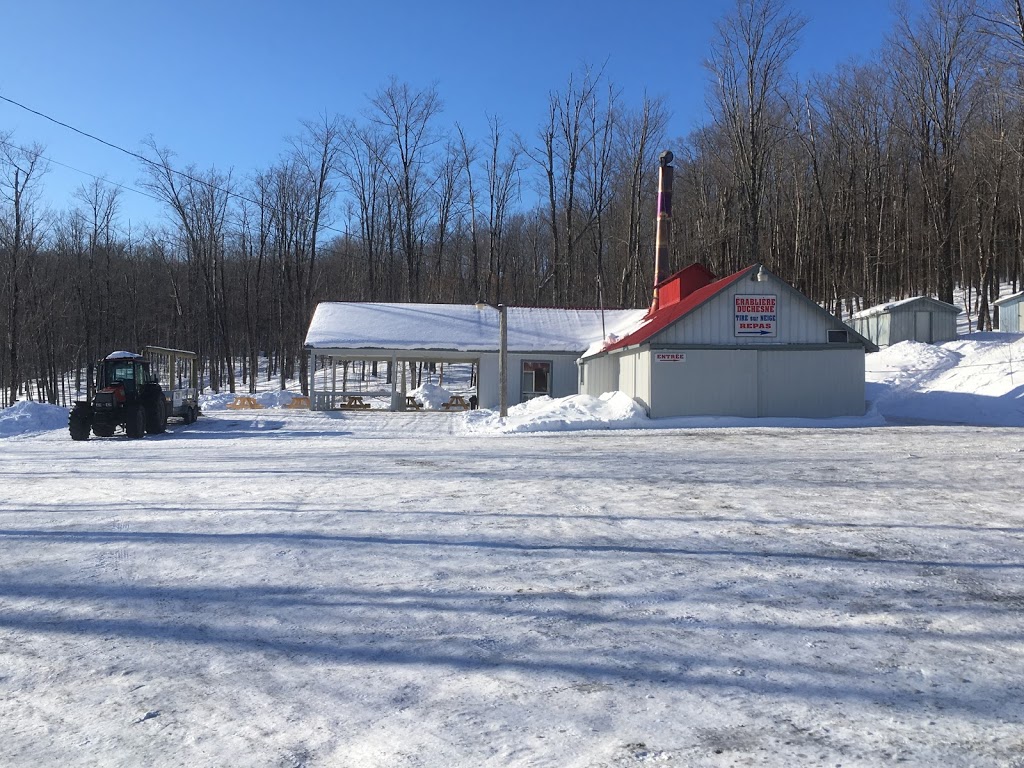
[868,336,1024,425]
[199,390,301,411]
[407,381,453,410]
[462,391,649,433]
[0,401,69,437]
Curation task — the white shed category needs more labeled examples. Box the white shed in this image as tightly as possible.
[994,291,1024,333]
[579,264,876,419]
[850,297,960,346]
[304,302,645,410]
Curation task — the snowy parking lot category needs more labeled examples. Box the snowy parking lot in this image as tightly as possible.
[1,408,1022,767]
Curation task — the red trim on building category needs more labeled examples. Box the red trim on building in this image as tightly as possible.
[604,265,755,353]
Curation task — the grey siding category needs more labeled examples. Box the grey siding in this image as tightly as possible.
[648,349,758,418]
[886,309,956,344]
[581,354,618,397]
[997,296,1024,333]
[506,352,580,403]
[852,314,890,345]
[477,353,499,410]
[645,347,864,418]
[853,298,959,346]
[616,350,652,411]
[471,352,581,409]
[651,273,852,347]
[756,349,865,417]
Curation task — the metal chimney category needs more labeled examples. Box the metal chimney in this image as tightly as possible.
[651,150,674,314]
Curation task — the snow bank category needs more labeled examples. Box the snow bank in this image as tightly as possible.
[462,392,885,434]
[868,336,1024,425]
[199,390,301,411]
[0,401,69,438]
[462,391,649,434]
[407,382,453,410]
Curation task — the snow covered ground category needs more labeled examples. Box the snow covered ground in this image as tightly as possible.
[1,337,1023,767]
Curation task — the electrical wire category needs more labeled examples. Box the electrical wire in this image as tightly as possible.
[0,93,364,242]
[0,137,166,206]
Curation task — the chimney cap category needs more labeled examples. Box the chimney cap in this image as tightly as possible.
[659,150,674,165]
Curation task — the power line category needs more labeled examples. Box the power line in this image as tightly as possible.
[0,137,166,207]
[0,93,364,242]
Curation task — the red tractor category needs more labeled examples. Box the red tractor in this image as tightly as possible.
[68,348,199,440]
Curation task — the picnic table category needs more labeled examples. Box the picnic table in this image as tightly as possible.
[227,396,263,410]
[441,394,470,411]
[339,395,371,410]
[405,395,423,410]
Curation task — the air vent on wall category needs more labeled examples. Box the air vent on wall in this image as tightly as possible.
[827,329,849,343]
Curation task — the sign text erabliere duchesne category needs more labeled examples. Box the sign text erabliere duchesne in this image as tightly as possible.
[734,295,777,337]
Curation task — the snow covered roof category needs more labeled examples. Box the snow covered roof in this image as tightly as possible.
[105,351,142,360]
[993,290,1024,307]
[852,296,961,320]
[304,302,648,354]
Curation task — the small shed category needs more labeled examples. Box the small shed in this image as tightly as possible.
[304,302,645,410]
[579,264,876,419]
[850,297,960,346]
[994,291,1024,333]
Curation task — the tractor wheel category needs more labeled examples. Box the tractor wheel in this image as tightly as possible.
[126,406,146,439]
[92,424,115,438]
[69,410,91,441]
[185,405,198,425]
[145,399,167,435]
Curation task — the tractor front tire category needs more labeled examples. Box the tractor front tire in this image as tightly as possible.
[69,410,91,441]
[126,406,145,439]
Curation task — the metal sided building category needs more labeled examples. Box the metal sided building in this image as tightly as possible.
[994,291,1024,333]
[579,263,877,419]
[304,302,645,411]
[850,297,961,346]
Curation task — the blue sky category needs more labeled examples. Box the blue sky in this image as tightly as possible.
[1,1,920,228]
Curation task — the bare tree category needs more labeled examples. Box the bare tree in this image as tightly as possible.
[140,140,235,392]
[890,0,989,303]
[616,94,668,308]
[705,0,807,267]
[484,115,521,305]
[369,78,443,302]
[0,138,47,406]
[338,120,389,300]
[979,0,1024,62]
[291,115,341,394]
[455,123,481,300]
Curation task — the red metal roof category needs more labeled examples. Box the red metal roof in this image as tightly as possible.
[656,263,718,308]
[603,265,755,353]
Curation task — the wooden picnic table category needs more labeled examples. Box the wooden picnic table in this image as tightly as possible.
[227,396,263,410]
[405,395,423,410]
[441,394,469,411]
[339,395,371,410]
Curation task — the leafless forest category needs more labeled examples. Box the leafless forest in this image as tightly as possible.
[3,0,1024,405]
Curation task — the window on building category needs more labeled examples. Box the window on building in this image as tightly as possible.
[521,360,552,400]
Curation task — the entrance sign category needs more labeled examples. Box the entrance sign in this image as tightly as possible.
[654,352,686,363]
[735,295,777,337]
